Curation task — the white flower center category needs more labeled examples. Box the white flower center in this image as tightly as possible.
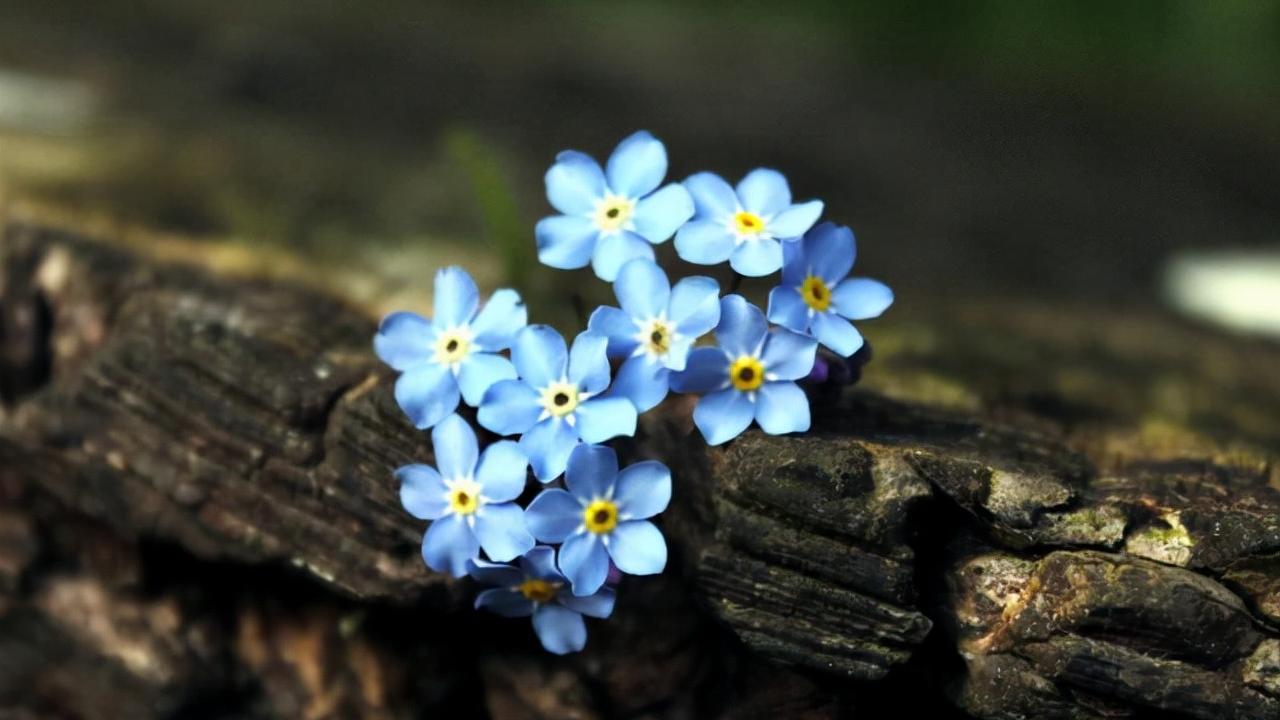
[433,326,473,368]
[593,193,636,235]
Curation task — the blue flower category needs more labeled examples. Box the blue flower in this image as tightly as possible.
[674,169,823,277]
[535,130,695,281]
[478,326,638,482]
[767,223,893,356]
[397,414,534,577]
[670,295,817,445]
[469,546,615,655]
[587,258,721,412]
[524,444,670,596]
[374,267,527,430]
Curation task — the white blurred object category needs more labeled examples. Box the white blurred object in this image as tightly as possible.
[0,67,97,135]
[1164,249,1280,338]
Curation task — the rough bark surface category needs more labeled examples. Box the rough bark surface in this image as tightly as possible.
[2,216,1279,718]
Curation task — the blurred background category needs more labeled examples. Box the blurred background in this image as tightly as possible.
[1,0,1278,333]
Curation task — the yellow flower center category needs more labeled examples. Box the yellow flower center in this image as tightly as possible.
[517,578,559,603]
[583,499,619,534]
[642,319,672,356]
[433,329,471,365]
[447,478,484,516]
[728,356,765,392]
[800,275,832,312]
[594,195,635,233]
[732,211,766,236]
[540,382,580,418]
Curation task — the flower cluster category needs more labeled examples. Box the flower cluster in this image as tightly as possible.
[374,131,892,654]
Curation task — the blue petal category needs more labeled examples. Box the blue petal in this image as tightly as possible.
[614,460,671,520]
[525,489,585,543]
[693,388,755,446]
[568,331,611,395]
[520,418,580,482]
[683,172,737,220]
[587,305,639,358]
[433,267,480,329]
[754,381,811,435]
[591,231,655,282]
[470,289,527,351]
[574,397,638,444]
[396,464,447,520]
[475,588,535,618]
[632,184,693,243]
[456,353,517,407]
[615,258,670,320]
[513,325,568,390]
[674,220,735,266]
[766,285,810,333]
[729,238,783,277]
[545,150,605,215]
[564,443,619,500]
[431,413,478,480]
[769,200,824,240]
[519,545,562,582]
[374,312,432,371]
[669,347,729,393]
[736,168,791,216]
[532,604,587,655]
[663,336,696,372]
[605,520,667,576]
[557,532,610,596]
[833,278,894,320]
[803,222,854,283]
[558,586,615,619]
[536,215,599,270]
[715,295,769,359]
[608,355,669,413]
[474,440,528,503]
[668,275,721,339]
[467,558,524,587]
[395,363,459,430]
[811,312,864,357]
[477,379,542,436]
[761,328,818,380]
[421,514,479,577]
[781,236,807,286]
[606,130,667,199]
[474,502,535,562]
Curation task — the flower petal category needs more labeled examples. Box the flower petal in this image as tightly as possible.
[536,215,599,270]
[716,295,769,358]
[396,464,448,520]
[474,502,535,562]
[421,514,479,577]
[614,460,671,520]
[513,325,568,390]
[662,336,696,373]
[674,219,735,266]
[557,532,610,596]
[564,443,619,500]
[587,305,639,358]
[519,418,580,482]
[557,586,615,619]
[693,388,755,445]
[606,520,667,576]
[615,258,671,320]
[591,231,655,282]
[374,312,433,371]
[532,603,587,654]
[668,275,721,339]
[431,413,478,480]
[729,238,783,277]
[470,289,527,352]
[607,355,669,413]
[519,545,562,582]
[833,278,894,320]
[568,331,611,395]
[395,363,459,430]
[736,168,791,216]
[768,200,824,240]
[761,328,818,380]
[477,379,542,436]
[781,236,807,286]
[574,397,638,444]
[456,352,517,407]
[754,381,811,435]
[632,184,693,243]
[545,150,605,215]
[683,172,737,220]
[766,285,810,333]
[525,489,585,543]
[803,222,854,283]
[467,558,524,587]
[475,588,535,618]
[474,440,528,503]
[811,312,864,357]
[605,130,667,199]
[669,347,729,393]
[433,267,480,329]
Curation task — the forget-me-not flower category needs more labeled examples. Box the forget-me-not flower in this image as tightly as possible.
[397,414,534,577]
[671,295,818,445]
[536,131,695,281]
[375,267,526,429]
[478,326,638,482]
[524,444,670,596]
[587,258,721,412]
[469,546,615,655]
[674,169,823,277]
[767,222,894,357]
